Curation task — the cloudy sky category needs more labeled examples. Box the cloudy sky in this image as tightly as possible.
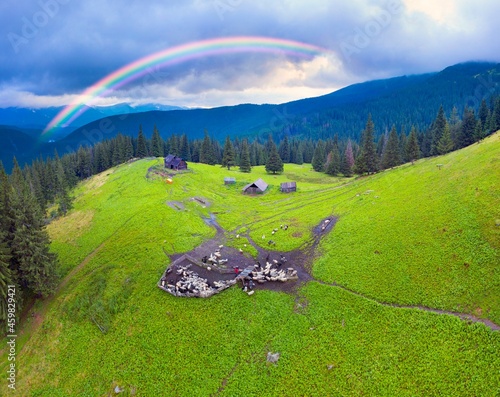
[1,0,499,109]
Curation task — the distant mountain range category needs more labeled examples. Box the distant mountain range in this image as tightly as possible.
[1,61,499,171]
[0,103,184,140]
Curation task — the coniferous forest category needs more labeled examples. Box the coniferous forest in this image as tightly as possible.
[1,95,499,329]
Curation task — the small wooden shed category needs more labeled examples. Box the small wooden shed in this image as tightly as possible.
[224,177,236,185]
[280,181,297,193]
[164,154,188,170]
[242,178,268,194]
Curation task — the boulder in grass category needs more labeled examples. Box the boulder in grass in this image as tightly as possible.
[267,352,280,364]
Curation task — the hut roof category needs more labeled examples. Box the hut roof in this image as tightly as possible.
[280,182,296,189]
[242,178,268,192]
[165,154,176,164]
[224,177,236,182]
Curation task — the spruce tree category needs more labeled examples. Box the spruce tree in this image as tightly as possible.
[479,99,489,129]
[221,136,236,170]
[239,139,252,173]
[10,160,59,297]
[136,125,148,158]
[311,140,326,172]
[406,126,420,164]
[179,134,190,161]
[278,135,290,163]
[355,114,378,174]
[457,107,476,148]
[399,127,408,163]
[124,136,134,160]
[345,139,355,171]
[431,106,447,155]
[381,125,401,169]
[340,149,352,177]
[474,120,485,142]
[0,161,12,234]
[437,123,454,154]
[200,131,216,165]
[491,98,500,132]
[325,148,341,176]
[0,231,13,322]
[449,106,462,144]
[151,125,163,157]
[295,144,304,165]
[265,136,283,174]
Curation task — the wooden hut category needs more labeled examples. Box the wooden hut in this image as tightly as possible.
[224,177,236,185]
[242,178,268,194]
[280,181,297,193]
[164,154,187,170]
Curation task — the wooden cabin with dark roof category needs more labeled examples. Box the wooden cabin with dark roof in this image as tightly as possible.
[242,178,268,194]
[280,181,297,193]
[164,155,187,170]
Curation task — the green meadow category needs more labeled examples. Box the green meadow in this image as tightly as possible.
[2,132,499,396]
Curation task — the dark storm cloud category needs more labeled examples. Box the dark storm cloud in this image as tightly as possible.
[1,0,500,107]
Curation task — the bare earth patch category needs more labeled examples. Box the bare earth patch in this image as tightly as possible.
[82,171,110,191]
[47,210,95,244]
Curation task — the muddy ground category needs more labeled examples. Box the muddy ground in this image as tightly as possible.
[166,215,337,295]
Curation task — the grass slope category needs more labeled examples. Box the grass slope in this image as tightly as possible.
[2,132,499,396]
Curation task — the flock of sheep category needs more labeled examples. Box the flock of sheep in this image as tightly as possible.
[159,265,236,298]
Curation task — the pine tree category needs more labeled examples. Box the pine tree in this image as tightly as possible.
[151,125,163,157]
[111,135,124,166]
[431,105,447,156]
[9,160,59,297]
[457,107,476,148]
[399,127,408,163]
[406,126,420,164]
[345,139,355,171]
[381,125,401,169]
[278,135,290,163]
[311,140,326,172]
[0,231,13,322]
[76,146,92,178]
[491,98,500,132]
[55,157,72,216]
[479,99,489,130]
[200,131,216,165]
[355,114,378,174]
[0,161,12,234]
[265,136,283,174]
[124,136,134,160]
[136,125,148,158]
[325,147,341,176]
[239,139,252,173]
[179,134,190,161]
[221,136,236,170]
[437,123,454,154]
[474,120,485,142]
[295,144,304,165]
[449,106,462,145]
[340,148,352,177]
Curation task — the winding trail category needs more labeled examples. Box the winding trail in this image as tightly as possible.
[313,279,500,331]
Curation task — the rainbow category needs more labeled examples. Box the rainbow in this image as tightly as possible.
[43,36,326,135]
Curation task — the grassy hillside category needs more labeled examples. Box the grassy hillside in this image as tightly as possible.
[2,132,499,396]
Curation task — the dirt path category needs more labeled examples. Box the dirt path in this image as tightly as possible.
[312,280,500,331]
